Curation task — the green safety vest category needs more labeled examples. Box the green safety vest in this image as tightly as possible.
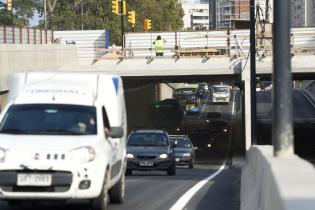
[154,40,164,53]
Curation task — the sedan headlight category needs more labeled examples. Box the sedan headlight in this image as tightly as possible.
[70,146,96,164]
[159,154,168,159]
[127,153,134,159]
[0,148,6,162]
[182,153,191,157]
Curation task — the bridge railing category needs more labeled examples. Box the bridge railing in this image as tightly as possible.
[0,26,54,44]
[96,28,313,60]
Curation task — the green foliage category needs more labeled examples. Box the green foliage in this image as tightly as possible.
[127,0,184,32]
[1,0,184,45]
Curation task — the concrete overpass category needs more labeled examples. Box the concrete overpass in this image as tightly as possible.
[1,44,315,210]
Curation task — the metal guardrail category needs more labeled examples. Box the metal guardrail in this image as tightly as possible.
[0,26,54,44]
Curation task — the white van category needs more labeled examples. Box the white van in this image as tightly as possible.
[0,72,127,210]
[212,84,231,104]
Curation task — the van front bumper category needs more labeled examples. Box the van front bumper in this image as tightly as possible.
[0,162,105,200]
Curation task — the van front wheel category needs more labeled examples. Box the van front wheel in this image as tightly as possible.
[91,172,109,210]
[110,172,125,203]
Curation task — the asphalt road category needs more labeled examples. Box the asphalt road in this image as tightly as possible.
[0,88,242,210]
[0,164,241,210]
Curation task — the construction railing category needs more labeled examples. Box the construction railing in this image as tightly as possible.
[0,26,54,44]
[95,28,315,60]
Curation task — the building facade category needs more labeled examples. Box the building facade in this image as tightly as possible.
[215,0,250,29]
[291,0,315,27]
[180,0,210,30]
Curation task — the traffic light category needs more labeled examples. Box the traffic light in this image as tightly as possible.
[123,0,126,15]
[112,0,119,15]
[144,19,152,31]
[7,0,12,11]
[128,11,136,27]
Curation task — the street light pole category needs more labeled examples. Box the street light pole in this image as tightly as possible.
[272,0,294,157]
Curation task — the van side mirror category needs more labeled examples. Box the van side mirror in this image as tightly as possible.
[108,127,124,138]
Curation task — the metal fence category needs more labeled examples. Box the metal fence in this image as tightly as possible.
[124,30,248,58]
[0,26,54,44]
[123,27,315,59]
[54,30,108,60]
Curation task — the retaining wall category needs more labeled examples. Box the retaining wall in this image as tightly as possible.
[241,145,315,210]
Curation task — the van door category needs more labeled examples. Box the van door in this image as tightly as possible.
[102,107,121,179]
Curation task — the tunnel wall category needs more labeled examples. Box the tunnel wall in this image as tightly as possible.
[0,93,7,112]
[125,84,158,134]
[159,83,174,100]
[241,145,315,210]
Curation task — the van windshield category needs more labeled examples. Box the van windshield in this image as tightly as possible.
[213,86,228,93]
[0,104,97,135]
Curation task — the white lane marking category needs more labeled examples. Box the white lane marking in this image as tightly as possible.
[170,104,234,210]
[198,94,210,119]
[169,164,226,210]
[231,90,237,115]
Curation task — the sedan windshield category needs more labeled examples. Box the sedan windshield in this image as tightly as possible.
[0,104,97,135]
[171,138,192,148]
[128,133,169,146]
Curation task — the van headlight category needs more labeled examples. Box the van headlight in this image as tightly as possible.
[70,146,96,164]
[0,148,6,162]
[159,154,168,159]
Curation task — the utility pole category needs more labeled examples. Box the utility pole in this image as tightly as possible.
[81,0,84,30]
[250,0,257,144]
[44,0,47,30]
[120,0,125,51]
[273,0,294,157]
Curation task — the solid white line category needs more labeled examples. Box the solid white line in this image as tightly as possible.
[169,164,226,210]
[231,91,237,115]
[198,94,210,119]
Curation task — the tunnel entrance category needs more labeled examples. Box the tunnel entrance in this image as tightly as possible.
[123,75,245,163]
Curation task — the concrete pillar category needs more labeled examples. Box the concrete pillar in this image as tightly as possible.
[305,0,314,26]
[242,63,252,150]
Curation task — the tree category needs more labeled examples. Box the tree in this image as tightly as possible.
[127,0,184,32]
[13,0,36,26]
[5,0,184,45]
[0,1,31,27]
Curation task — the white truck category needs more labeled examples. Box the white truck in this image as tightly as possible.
[212,84,231,104]
[0,72,127,210]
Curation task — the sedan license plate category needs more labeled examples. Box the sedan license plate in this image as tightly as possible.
[17,174,52,186]
[140,161,153,167]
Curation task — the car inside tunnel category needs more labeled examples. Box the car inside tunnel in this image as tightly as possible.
[122,75,245,164]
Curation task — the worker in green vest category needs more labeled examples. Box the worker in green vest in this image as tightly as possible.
[153,35,165,56]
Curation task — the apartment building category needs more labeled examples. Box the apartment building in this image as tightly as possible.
[180,0,210,30]
[213,0,274,29]
[291,0,315,27]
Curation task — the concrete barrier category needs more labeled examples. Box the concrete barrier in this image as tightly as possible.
[241,145,315,210]
[0,44,77,92]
